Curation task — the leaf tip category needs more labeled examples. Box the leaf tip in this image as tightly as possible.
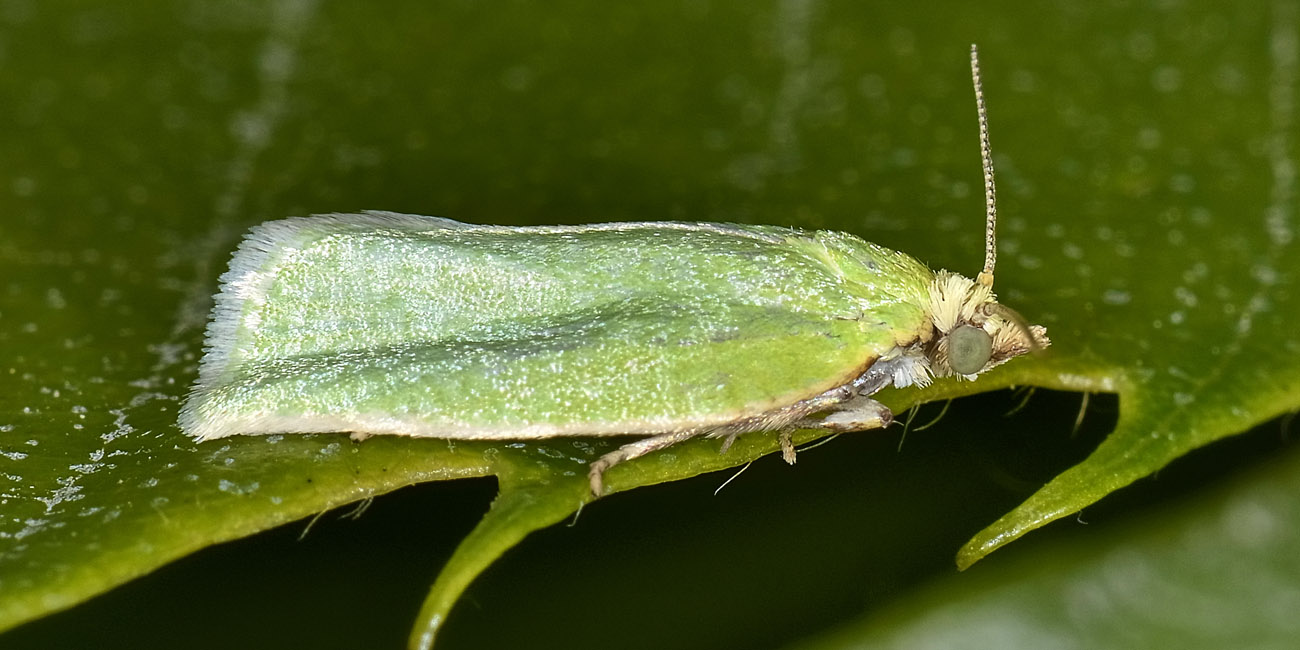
[956,491,1089,570]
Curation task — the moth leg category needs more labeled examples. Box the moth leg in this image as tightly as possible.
[794,396,893,432]
[718,426,797,464]
[589,429,705,497]
[717,431,741,455]
[779,431,796,464]
[703,384,858,465]
[769,397,893,465]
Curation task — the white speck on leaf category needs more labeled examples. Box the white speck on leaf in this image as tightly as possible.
[35,476,84,514]
[45,288,67,310]
[1252,264,1279,285]
[218,479,260,495]
[1102,289,1131,305]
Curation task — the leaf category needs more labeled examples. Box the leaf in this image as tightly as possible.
[2,1,1297,648]
[790,432,1300,650]
[948,6,1300,567]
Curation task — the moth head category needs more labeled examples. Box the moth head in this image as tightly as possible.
[924,271,1049,379]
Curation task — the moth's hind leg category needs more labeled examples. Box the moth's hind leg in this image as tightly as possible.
[586,393,892,497]
[588,428,706,497]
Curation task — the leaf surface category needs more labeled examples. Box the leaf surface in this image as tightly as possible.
[1,1,1295,647]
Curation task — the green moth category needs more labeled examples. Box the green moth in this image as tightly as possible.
[180,45,1048,495]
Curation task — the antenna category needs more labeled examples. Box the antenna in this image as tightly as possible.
[970,44,998,288]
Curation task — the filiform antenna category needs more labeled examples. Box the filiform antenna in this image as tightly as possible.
[970,44,998,288]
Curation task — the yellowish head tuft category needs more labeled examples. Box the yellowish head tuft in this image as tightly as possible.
[924,271,1049,379]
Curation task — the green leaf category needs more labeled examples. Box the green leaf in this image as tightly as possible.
[791,432,1300,650]
[2,1,1297,648]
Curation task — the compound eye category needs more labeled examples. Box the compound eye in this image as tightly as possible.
[948,324,993,375]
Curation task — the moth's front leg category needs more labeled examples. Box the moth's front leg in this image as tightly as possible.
[804,395,893,432]
[778,396,894,464]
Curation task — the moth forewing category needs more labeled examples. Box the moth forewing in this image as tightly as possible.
[180,45,1048,497]
[181,215,935,481]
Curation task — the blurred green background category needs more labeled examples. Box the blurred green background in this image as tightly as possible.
[2,2,1298,649]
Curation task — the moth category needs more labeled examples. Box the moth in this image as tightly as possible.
[180,45,1048,495]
